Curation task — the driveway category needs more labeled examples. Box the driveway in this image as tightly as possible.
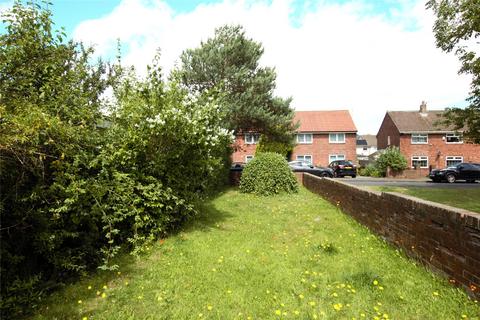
[339,176,480,189]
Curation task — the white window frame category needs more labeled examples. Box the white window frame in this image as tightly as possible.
[245,155,254,163]
[296,155,312,164]
[329,154,345,163]
[411,133,428,144]
[244,133,260,145]
[411,156,428,168]
[445,133,463,144]
[329,133,346,144]
[296,133,313,144]
[446,156,463,167]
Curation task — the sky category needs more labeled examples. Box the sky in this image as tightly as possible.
[0,0,472,134]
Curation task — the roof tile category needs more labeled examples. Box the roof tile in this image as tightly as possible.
[294,110,357,132]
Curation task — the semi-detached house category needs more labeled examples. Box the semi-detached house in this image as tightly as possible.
[232,110,357,167]
[376,102,480,173]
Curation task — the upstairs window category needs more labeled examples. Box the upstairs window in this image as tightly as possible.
[445,133,463,144]
[411,133,428,144]
[329,133,345,143]
[245,133,260,144]
[296,133,313,144]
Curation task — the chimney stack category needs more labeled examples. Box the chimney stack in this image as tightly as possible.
[419,101,427,113]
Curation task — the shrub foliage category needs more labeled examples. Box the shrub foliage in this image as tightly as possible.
[375,147,408,175]
[239,152,298,196]
[0,3,232,317]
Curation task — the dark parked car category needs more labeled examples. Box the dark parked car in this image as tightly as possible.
[429,162,480,183]
[328,160,357,178]
[288,161,334,178]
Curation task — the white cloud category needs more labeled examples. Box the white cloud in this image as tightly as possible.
[73,0,471,134]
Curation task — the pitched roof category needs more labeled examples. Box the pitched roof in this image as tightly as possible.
[294,110,357,133]
[357,134,377,147]
[387,110,457,133]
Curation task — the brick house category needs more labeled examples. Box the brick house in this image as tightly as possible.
[232,110,358,167]
[376,102,480,173]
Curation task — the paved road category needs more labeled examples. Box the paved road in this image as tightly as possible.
[338,176,480,189]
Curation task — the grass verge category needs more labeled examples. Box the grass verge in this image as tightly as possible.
[371,186,480,213]
[31,188,479,319]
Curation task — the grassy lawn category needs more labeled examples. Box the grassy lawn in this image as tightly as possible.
[31,188,479,320]
[371,187,480,213]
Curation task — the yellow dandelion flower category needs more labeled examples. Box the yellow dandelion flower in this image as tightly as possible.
[96,291,101,296]
[333,303,343,311]
[377,302,382,306]
[294,310,300,315]
[101,293,106,298]
[280,303,285,307]
[299,294,304,299]
[227,290,232,294]
[383,314,389,319]
[374,306,379,311]
[311,284,317,288]
[103,285,107,290]
[309,301,316,306]
[87,286,92,290]
[78,300,82,304]
[82,317,88,320]
[433,291,439,296]
[207,305,213,311]
[198,313,203,318]
[351,289,356,293]
[361,314,366,318]
[332,292,338,297]
[275,310,281,315]
[373,280,378,286]
[461,315,467,319]
[266,290,270,294]
[282,312,287,316]
[124,281,129,286]
[379,286,384,290]
[211,268,217,272]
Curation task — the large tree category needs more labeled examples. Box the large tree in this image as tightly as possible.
[177,25,297,141]
[427,0,480,143]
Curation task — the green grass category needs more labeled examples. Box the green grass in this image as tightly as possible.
[371,187,480,213]
[31,188,479,320]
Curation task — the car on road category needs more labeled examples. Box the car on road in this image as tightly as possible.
[429,162,480,183]
[328,160,357,178]
[288,161,334,178]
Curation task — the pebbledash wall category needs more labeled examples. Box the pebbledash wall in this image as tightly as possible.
[302,173,480,298]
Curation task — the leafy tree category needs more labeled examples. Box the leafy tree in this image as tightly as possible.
[177,25,297,140]
[255,134,294,158]
[427,0,480,143]
[375,147,408,175]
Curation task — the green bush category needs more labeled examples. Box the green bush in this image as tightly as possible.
[375,147,408,175]
[359,164,383,177]
[0,3,232,318]
[239,152,298,196]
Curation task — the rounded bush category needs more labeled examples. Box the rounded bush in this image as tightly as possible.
[239,152,298,196]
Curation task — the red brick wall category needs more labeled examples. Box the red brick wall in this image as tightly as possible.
[399,134,480,169]
[291,133,357,167]
[232,135,257,163]
[232,133,357,167]
[303,173,480,298]
[377,113,400,149]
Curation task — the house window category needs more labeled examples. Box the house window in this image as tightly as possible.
[245,133,260,144]
[329,133,345,143]
[445,133,463,144]
[329,154,345,163]
[245,155,254,163]
[387,136,391,146]
[412,156,428,168]
[446,156,463,167]
[296,155,312,164]
[411,133,428,144]
[296,133,313,144]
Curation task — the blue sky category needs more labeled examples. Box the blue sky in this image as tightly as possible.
[0,0,470,134]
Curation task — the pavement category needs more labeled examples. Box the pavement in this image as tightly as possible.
[338,176,480,189]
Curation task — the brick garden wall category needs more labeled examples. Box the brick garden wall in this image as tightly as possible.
[302,173,480,297]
